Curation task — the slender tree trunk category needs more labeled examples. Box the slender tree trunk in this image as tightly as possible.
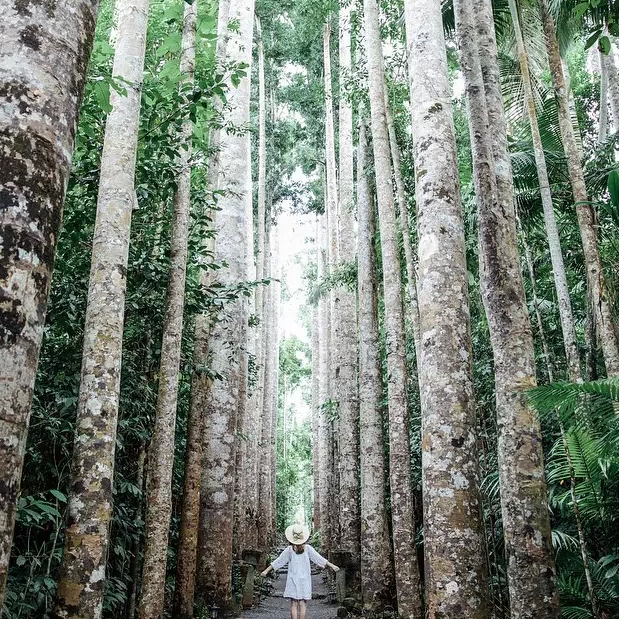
[138,4,197,617]
[508,0,582,382]
[317,213,332,553]
[126,445,146,619]
[53,3,149,617]
[598,49,610,144]
[182,0,231,603]
[456,2,560,618]
[384,87,420,357]
[269,228,280,545]
[601,41,619,130]
[540,1,619,378]
[311,296,322,532]
[0,1,99,600]
[364,1,423,616]
[405,0,488,617]
[245,14,268,546]
[324,21,341,551]
[336,0,361,582]
[196,0,255,609]
[357,111,394,611]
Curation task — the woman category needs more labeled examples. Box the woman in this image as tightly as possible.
[260,523,339,619]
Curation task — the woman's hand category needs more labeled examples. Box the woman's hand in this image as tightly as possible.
[260,568,271,577]
[328,562,340,572]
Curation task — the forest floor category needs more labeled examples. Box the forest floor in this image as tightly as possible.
[243,566,337,619]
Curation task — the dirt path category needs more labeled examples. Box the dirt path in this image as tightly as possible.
[242,568,338,619]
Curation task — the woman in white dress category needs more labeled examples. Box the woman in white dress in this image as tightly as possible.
[260,523,340,619]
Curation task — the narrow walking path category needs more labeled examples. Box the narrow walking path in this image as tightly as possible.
[243,566,337,619]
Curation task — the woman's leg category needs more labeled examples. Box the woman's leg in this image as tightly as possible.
[298,600,307,619]
[290,599,299,619]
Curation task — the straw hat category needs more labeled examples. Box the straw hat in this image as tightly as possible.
[285,523,310,545]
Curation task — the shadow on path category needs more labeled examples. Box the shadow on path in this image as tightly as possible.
[242,568,338,619]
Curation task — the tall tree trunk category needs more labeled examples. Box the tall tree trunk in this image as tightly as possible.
[601,42,619,130]
[357,111,394,611]
[0,1,99,600]
[540,0,619,378]
[53,2,149,617]
[180,0,231,606]
[257,219,274,551]
[598,49,610,144]
[317,213,333,553]
[404,0,488,617]
[363,1,423,616]
[311,297,322,532]
[196,0,255,609]
[323,21,341,550]
[268,228,280,545]
[138,3,197,617]
[245,13,268,546]
[336,0,361,582]
[384,87,420,358]
[509,0,582,382]
[456,2,560,618]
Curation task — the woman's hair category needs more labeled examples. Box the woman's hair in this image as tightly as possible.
[292,543,305,555]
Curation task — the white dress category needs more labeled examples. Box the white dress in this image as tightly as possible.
[271,544,328,600]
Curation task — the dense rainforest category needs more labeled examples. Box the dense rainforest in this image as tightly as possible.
[1,0,619,618]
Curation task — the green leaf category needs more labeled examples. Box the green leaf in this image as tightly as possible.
[573,2,589,20]
[16,556,26,567]
[599,35,611,55]
[93,81,112,113]
[50,489,67,503]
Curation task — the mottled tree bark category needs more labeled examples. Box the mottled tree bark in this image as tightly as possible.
[508,0,582,383]
[257,221,273,551]
[181,0,231,606]
[364,1,423,616]
[601,42,619,130]
[323,21,341,550]
[268,229,280,545]
[598,49,610,144]
[0,0,99,600]
[540,1,619,378]
[384,87,420,358]
[457,1,560,618]
[336,0,361,583]
[53,2,149,617]
[405,0,488,617]
[138,3,197,617]
[196,0,255,609]
[317,213,333,553]
[357,111,394,611]
[311,297,321,531]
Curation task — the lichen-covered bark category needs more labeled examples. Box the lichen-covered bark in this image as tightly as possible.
[257,221,274,550]
[174,321,207,619]
[364,1,422,616]
[336,1,361,581]
[405,1,488,617]
[268,230,280,545]
[0,0,99,600]
[323,21,342,550]
[508,0,582,383]
[317,213,333,553]
[601,41,619,130]
[384,89,420,360]
[540,1,619,378]
[598,49,610,143]
[457,1,560,618]
[311,297,321,531]
[196,0,255,609]
[357,112,394,612]
[138,3,197,617]
[53,2,148,617]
